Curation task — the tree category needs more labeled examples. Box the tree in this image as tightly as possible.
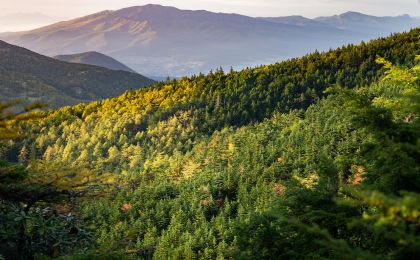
[0,102,91,259]
[17,146,28,164]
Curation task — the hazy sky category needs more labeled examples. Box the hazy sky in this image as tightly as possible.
[0,0,419,31]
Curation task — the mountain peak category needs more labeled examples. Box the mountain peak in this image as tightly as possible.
[315,11,371,20]
[118,4,176,11]
[340,11,367,17]
[1,6,418,77]
[113,4,182,17]
[258,15,316,26]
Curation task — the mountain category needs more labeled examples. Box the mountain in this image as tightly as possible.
[258,15,327,27]
[0,40,154,108]
[314,11,419,36]
[261,12,419,33]
[54,51,136,73]
[2,29,418,259]
[0,5,418,77]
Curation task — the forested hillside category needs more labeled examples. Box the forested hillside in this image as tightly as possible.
[0,41,154,108]
[0,28,419,259]
[54,52,137,73]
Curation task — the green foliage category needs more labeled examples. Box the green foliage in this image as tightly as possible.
[338,190,420,259]
[9,29,419,175]
[0,40,154,108]
[0,101,45,140]
[1,203,91,258]
[0,104,93,259]
[230,50,420,259]
[1,29,419,259]
[373,56,420,120]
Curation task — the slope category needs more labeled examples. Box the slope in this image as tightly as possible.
[54,51,137,73]
[11,28,419,170]
[2,28,419,259]
[0,41,154,108]
[2,5,418,76]
[314,11,419,36]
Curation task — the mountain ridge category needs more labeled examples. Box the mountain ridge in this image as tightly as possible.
[0,40,154,108]
[53,51,137,73]
[0,5,418,76]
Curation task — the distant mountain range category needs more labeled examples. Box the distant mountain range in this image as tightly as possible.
[0,5,418,77]
[54,51,136,73]
[314,12,417,35]
[0,40,154,108]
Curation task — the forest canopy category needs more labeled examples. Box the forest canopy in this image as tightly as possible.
[0,28,419,259]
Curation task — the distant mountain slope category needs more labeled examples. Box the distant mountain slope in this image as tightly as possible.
[0,5,418,77]
[314,11,419,36]
[260,12,419,34]
[54,51,136,73]
[0,40,154,108]
[258,16,327,27]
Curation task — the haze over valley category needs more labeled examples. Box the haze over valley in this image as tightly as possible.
[1,5,419,77]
